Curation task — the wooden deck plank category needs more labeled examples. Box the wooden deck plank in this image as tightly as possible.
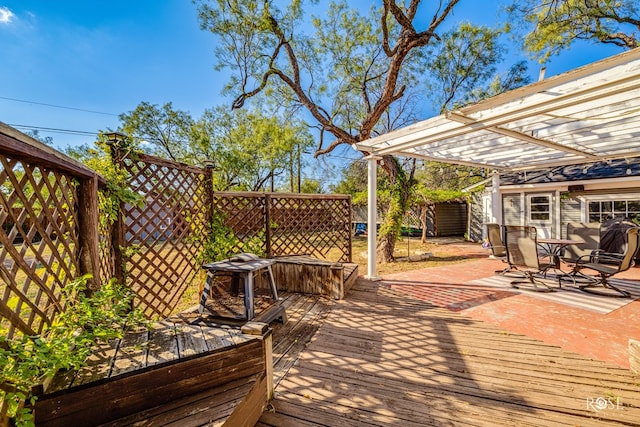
[47,338,120,391]
[274,371,604,427]
[110,328,149,377]
[201,326,236,350]
[260,280,640,426]
[271,296,333,386]
[286,356,633,426]
[147,321,179,367]
[175,323,208,358]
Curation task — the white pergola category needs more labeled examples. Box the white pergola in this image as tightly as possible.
[354,47,640,279]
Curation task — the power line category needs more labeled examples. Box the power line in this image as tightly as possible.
[9,124,97,137]
[0,96,118,116]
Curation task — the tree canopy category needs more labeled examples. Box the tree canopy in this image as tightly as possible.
[508,0,640,62]
[194,0,532,261]
[192,106,313,191]
[194,0,460,153]
[71,101,313,193]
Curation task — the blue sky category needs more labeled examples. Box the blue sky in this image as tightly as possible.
[0,1,624,174]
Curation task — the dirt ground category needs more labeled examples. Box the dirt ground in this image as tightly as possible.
[350,235,488,276]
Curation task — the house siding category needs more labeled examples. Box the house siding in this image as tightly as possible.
[468,193,484,242]
[560,196,582,238]
[471,185,640,241]
[502,194,522,226]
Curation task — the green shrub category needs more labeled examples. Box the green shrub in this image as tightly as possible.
[0,275,147,427]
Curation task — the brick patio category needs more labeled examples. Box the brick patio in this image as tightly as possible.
[381,241,640,369]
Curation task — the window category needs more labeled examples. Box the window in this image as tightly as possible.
[529,195,550,221]
[588,199,640,224]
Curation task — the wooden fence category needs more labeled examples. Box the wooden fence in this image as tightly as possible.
[0,124,102,340]
[212,192,352,263]
[1,124,353,332]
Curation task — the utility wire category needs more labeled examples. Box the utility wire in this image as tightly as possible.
[9,124,97,137]
[0,95,118,116]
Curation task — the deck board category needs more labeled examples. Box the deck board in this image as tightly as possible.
[259,279,640,426]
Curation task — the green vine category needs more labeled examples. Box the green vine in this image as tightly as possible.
[0,275,147,427]
[378,159,413,241]
[196,213,266,264]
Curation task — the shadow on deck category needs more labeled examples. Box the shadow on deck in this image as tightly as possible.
[258,279,640,427]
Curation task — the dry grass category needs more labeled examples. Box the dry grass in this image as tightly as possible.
[350,235,487,276]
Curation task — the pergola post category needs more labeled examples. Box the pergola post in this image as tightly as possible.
[491,170,503,224]
[366,156,381,280]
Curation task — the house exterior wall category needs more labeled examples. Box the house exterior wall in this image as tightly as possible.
[560,196,581,238]
[466,156,640,240]
[468,192,484,242]
[502,194,522,226]
[469,182,640,241]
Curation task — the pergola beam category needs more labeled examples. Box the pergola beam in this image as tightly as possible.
[445,111,599,160]
[366,76,640,156]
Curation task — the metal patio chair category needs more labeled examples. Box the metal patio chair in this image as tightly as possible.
[504,225,555,292]
[567,227,639,298]
[486,223,514,274]
[561,222,601,265]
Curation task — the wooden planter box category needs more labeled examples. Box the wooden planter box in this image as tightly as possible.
[255,256,358,299]
[31,324,273,426]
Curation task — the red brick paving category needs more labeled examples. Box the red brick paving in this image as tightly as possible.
[379,242,640,369]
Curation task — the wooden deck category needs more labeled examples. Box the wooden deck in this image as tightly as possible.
[259,279,640,426]
[33,320,270,427]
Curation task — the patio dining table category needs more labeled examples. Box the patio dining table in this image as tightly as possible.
[537,238,583,269]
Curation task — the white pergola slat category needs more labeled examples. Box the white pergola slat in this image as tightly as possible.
[356,48,640,172]
[354,48,640,279]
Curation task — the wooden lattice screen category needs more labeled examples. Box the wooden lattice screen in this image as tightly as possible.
[118,153,211,319]
[2,124,354,332]
[0,125,101,340]
[213,192,352,263]
[97,205,115,285]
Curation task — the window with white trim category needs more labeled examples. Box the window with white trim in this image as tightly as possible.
[529,195,550,221]
[588,199,640,224]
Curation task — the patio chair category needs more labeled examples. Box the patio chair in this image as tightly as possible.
[486,223,516,274]
[561,222,600,265]
[504,225,555,292]
[567,227,639,297]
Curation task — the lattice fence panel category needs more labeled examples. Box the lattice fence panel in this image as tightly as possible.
[269,195,351,262]
[121,155,210,319]
[0,156,80,340]
[210,194,267,256]
[211,193,351,262]
[97,193,115,283]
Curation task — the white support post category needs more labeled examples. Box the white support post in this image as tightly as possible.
[491,170,503,224]
[366,156,381,280]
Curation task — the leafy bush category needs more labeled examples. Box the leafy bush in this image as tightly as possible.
[196,213,266,264]
[0,275,147,427]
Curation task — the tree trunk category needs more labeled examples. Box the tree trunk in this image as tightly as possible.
[377,156,412,263]
[420,204,428,244]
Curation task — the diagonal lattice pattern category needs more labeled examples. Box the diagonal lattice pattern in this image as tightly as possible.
[211,194,266,256]
[121,155,210,319]
[212,193,351,263]
[269,195,351,262]
[0,156,80,340]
